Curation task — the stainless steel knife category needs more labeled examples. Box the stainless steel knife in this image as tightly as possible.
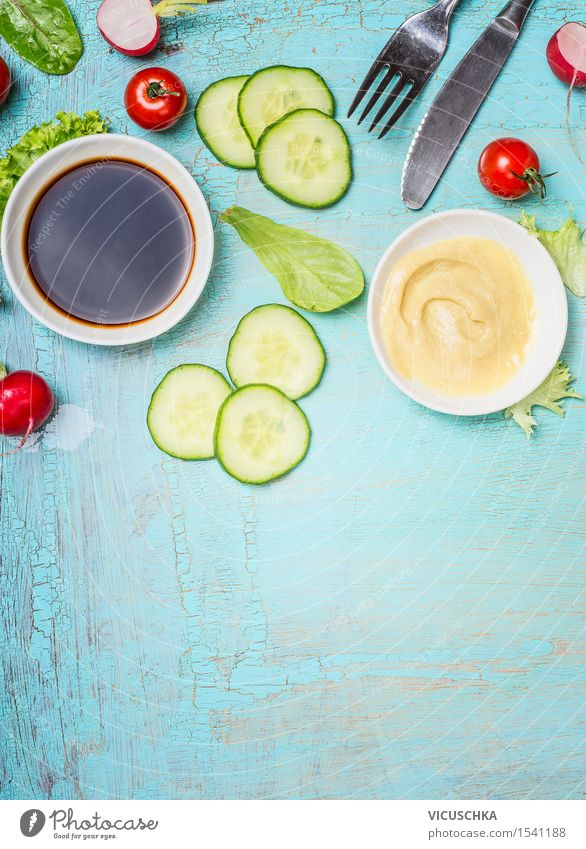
[401,0,536,210]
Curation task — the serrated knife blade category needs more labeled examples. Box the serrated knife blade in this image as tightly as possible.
[401,0,536,210]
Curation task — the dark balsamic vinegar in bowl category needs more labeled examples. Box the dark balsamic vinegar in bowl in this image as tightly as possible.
[26,160,194,325]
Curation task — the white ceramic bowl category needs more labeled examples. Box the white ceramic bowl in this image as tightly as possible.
[368,209,568,416]
[0,134,214,346]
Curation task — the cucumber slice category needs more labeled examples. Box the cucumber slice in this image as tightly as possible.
[147,365,231,460]
[195,76,256,169]
[214,385,310,484]
[227,304,325,400]
[238,65,335,147]
[256,108,352,209]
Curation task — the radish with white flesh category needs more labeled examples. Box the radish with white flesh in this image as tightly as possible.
[0,366,54,452]
[97,0,208,57]
[547,23,586,160]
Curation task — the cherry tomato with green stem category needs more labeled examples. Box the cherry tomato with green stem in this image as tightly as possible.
[0,57,11,107]
[124,67,187,131]
[478,138,555,200]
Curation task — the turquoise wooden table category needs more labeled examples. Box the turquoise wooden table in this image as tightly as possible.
[1,0,585,801]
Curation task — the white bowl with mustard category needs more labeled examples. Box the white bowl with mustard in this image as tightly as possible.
[368,209,568,417]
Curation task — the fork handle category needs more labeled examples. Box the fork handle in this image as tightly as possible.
[434,0,463,16]
[497,0,535,32]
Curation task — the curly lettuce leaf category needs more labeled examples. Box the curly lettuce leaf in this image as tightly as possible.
[520,211,586,298]
[220,206,364,312]
[0,111,108,226]
[504,360,581,438]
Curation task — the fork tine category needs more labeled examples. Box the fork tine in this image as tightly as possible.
[347,61,386,120]
[357,66,397,125]
[369,76,409,133]
[378,84,419,138]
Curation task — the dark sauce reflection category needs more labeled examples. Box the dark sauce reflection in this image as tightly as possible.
[27,160,195,325]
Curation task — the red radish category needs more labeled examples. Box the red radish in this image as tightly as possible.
[546,23,586,160]
[0,366,54,452]
[97,0,208,57]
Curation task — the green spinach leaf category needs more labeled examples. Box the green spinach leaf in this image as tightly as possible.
[220,206,364,312]
[0,0,83,75]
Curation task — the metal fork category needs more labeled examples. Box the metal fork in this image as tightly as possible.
[348,0,463,138]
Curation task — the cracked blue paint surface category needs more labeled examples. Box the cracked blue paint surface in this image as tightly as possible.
[1,0,586,800]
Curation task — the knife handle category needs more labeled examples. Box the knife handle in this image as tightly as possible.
[497,0,535,33]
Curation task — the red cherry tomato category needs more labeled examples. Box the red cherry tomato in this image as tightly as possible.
[478,138,554,200]
[124,67,187,132]
[0,57,11,106]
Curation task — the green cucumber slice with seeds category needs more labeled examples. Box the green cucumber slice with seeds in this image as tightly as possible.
[227,304,326,400]
[238,65,335,147]
[195,75,256,169]
[214,385,310,484]
[256,108,352,208]
[148,365,231,460]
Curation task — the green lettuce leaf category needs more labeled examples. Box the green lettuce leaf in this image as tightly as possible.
[0,111,108,226]
[220,206,364,312]
[504,360,581,438]
[520,211,586,298]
